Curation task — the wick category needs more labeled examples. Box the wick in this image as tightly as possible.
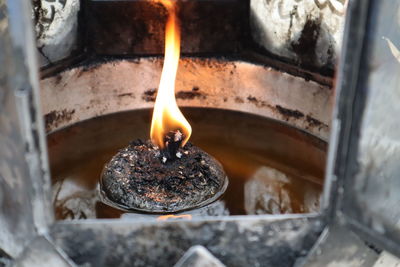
[161,130,185,163]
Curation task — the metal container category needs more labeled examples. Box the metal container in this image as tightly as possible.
[1,0,399,266]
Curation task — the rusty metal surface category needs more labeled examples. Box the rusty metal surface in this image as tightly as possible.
[0,0,52,258]
[40,58,333,140]
[51,215,323,267]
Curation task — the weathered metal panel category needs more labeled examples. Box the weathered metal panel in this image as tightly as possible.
[324,0,400,257]
[40,58,333,140]
[0,0,52,257]
[343,0,400,228]
[33,0,81,67]
[87,0,246,55]
[250,0,346,72]
[174,245,226,267]
[0,0,36,257]
[341,0,400,255]
[302,225,378,267]
[51,215,323,267]
[14,236,76,267]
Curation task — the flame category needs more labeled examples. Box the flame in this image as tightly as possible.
[150,0,192,148]
[157,214,192,221]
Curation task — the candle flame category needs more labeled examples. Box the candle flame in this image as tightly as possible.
[150,0,192,149]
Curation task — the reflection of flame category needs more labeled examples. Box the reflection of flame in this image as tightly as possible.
[157,214,192,221]
[150,0,192,148]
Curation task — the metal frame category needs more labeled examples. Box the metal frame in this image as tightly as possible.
[0,0,52,258]
[3,0,400,265]
[2,1,327,265]
[322,0,370,217]
[324,0,400,257]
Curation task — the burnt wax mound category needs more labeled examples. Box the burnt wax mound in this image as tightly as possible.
[100,139,229,213]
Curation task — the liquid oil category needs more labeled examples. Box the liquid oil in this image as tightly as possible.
[47,108,327,220]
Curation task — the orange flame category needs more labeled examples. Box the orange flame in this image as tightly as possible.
[157,214,192,221]
[150,0,192,148]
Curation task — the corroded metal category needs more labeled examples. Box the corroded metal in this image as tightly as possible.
[40,58,333,140]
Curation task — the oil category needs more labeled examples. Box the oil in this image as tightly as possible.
[47,108,327,220]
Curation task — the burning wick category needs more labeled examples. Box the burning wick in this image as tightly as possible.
[99,1,228,213]
[161,130,184,163]
[150,0,191,150]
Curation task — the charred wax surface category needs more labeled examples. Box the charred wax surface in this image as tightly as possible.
[47,108,326,219]
[100,140,227,213]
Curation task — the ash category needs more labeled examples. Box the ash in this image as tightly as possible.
[100,139,228,213]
